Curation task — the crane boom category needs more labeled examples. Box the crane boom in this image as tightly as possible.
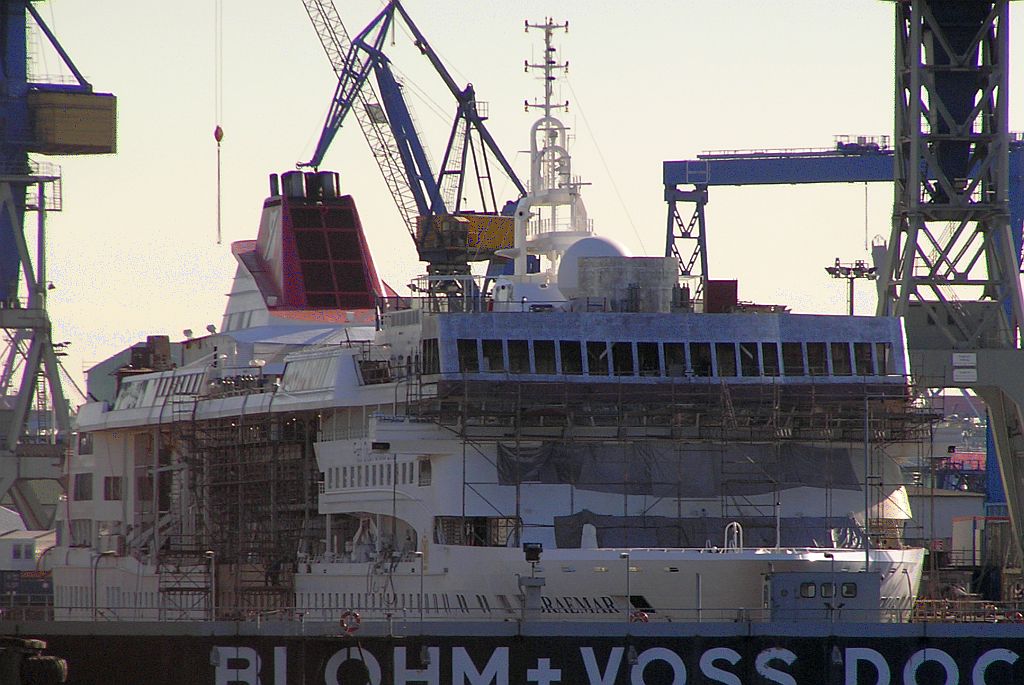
[300,0,420,239]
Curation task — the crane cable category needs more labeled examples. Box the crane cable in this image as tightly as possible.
[214,0,224,245]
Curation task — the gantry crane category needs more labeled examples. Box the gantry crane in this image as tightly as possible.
[299,0,526,285]
[665,0,1024,556]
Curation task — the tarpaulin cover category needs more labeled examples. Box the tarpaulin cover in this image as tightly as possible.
[553,510,865,549]
[497,441,860,497]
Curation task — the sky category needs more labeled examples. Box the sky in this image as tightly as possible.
[23,0,1024,401]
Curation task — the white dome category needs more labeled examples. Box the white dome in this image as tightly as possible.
[556,236,629,298]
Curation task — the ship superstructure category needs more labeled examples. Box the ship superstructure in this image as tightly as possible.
[46,17,934,627]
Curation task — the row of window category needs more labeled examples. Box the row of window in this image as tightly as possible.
[455,339,893,378]
[154,372,204,398]
[9,543,34,560]
[324,458,431,491]
[72,474,123,502]
[800,581,858,599]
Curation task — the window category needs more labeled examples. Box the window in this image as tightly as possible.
[821,582,835,598]
[534,341,556,374]
[715,343,737,377]
[611,342,634,376]
[482,340,504,372]
[664,343,687,377]
[800,582,816,598]
[342,467,349,488]
[761,343,780,377]
[73,473,93,501]
[457,339,479,373]
[12,545,21,559]
[782,343,805,376]
[559,341,583,375]
[508,340,529,374]
[637,342,660,376]
[103,476,123,501]
[78,432,94,455]
[831,342,852,376]
[841,582,858,598]
[854,342,873,375]
[739,342,759,376]
[418,458,432,486]
[586,342,609,376]
[421,338,440,375]
[691,343,712,376]
[807,342,827,376]
[875,342,891,375]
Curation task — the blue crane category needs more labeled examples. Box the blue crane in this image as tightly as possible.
[0,0,115,528]
[299,0,525,243]
[662,135,1024,301]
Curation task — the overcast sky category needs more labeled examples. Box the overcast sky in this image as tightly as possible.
[27,0,1024,399]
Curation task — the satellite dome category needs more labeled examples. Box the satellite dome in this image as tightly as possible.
[556,236,629,298]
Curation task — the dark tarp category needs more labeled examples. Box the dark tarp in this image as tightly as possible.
[553,509,865,549]
[497,441,859,496]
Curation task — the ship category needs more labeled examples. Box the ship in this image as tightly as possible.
[11,5,1024,685]
[41,13,934,631]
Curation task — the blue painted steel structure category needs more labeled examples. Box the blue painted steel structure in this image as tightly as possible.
[301,1,524,224]
[0,0,92,302]
[663,138,1024,264]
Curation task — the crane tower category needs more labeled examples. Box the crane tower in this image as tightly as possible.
[0,1,115,528]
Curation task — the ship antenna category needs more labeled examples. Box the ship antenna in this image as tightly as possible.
[524,18,569,120]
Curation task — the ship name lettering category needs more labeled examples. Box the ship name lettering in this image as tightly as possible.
[540,595,616,613]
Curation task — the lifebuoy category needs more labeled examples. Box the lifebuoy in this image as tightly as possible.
[340,610,361,634]
[1007,610,1024,623]
[629,610,649,624]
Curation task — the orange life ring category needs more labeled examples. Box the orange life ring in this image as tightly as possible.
[629,610,649,624]
[1008,611,1024,623]
[340,610,361,634]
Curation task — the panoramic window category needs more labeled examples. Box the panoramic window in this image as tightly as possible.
[782,343,805,376]
[457,339,479,373]
[534,340,557,374]
[853,342,873,376]
[637,342,660,376]
[664,343,686,377]
[715,343,737,377]
[739,342,759,377]
[508,340,530,374]
[482,340,504,372]
[611,342,634,376]
[875,343,891,375]
[560,341,583,375]
[806,342,827,376]
[761,343,780,377]
[586,342,609,376]
[831,342,852,376]
[690,343,712,377]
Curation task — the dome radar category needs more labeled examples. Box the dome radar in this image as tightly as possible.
[556,236,629,299]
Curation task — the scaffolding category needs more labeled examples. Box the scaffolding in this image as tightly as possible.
[156,393,321,618]
[406,375,936,550]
